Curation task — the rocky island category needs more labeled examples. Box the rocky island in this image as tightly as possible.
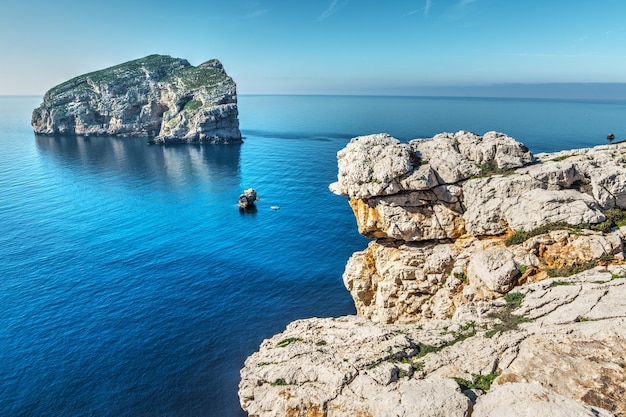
[239,131,626,416]
[32,55,241,144]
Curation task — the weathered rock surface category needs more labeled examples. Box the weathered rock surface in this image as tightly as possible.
[472,382,618,417]
[332,132,626,323]
[330,131,624,241]
[32,54,241,144]
[239,272,626,416]
[240,132,626,416]
[239,188,258,209]
[343,229,623,323]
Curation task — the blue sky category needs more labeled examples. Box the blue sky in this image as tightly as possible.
[2,0,626,97]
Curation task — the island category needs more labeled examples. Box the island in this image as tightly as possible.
[31,54,242,144]
[239,131,626,417]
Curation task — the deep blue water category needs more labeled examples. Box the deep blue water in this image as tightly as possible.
[1,94,625,417]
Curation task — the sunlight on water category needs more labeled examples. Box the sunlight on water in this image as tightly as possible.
[1,95,625,416]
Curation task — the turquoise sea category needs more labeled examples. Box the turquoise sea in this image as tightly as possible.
[1,94,625,416]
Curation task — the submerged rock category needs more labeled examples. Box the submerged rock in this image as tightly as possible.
[32,54,242,144]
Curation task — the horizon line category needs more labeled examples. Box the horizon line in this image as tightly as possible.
[4,94,626,102]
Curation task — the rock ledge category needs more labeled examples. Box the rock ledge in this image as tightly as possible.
[240,132,626,416]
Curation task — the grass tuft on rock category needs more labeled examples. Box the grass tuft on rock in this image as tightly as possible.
[486,292,533,337]
[504,292,525,309]
[276,337,302,348]
[453,372,499,391]
[505,209,626,247]
[416,321,477,359]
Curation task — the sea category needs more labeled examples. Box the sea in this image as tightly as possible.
[1,94,625,417]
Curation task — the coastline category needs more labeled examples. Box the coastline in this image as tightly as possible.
[3,95,626,416]
[239,131,626,416]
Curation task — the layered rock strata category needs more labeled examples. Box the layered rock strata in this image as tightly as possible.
[331,131,626,323]
[239,131,626,416]
[32,55,241,144]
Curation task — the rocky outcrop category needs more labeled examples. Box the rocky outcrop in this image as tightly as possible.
[32,54,242,144]
[239,188,258,209]
[331,131,626,323]
[240,272,626,417]
[240,131,626,416]
[329,131,613,241]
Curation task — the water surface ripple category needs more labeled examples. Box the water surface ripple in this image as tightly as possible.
[1,95,624,416]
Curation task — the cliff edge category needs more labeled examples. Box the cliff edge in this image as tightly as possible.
[32,54,242,144]
[239,131,626,417]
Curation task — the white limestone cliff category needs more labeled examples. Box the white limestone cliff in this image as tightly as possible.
[240,132,626,417]
[240,272,626,417]
[31,55,241,144]
[332,131,626,323]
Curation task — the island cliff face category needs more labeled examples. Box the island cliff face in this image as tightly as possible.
[32,55,241,144]
[239,131,626,417]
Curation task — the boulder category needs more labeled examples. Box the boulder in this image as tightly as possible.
[239,188,257,209]
[467,247,519,294]
[329,134,416,199]
[456,130,534,169]
[411,133,480,184]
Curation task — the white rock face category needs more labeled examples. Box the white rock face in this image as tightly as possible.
[332,132,626,241]
[467,247,519,294]
[473,382,616,417]
[462,177,605,236]
[331,132,626,324]
[240,133,626,416]
[348,193,465,241]
[342,231,623,324]
[240,272,626,417]
[32,55,242,144]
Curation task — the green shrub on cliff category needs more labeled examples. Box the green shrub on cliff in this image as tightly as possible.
[505,209,626,247]
[453,372,499,391]
[276,337,301,348]
[473,161,517,178]
[48,55,186,96]
[415,321,477,359]
[504,292,525,309]
[173,65,228,90]
[183,100,202,112]
[505,222,569,246]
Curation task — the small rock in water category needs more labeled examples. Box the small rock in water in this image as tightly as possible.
[238,188,257,209]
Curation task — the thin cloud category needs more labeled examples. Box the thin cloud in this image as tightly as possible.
[316,0,349,22]
[404,0,432,17]
[458,0,477,6]
[404,8,422,16]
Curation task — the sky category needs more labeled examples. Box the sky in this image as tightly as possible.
[2,0,626,97]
